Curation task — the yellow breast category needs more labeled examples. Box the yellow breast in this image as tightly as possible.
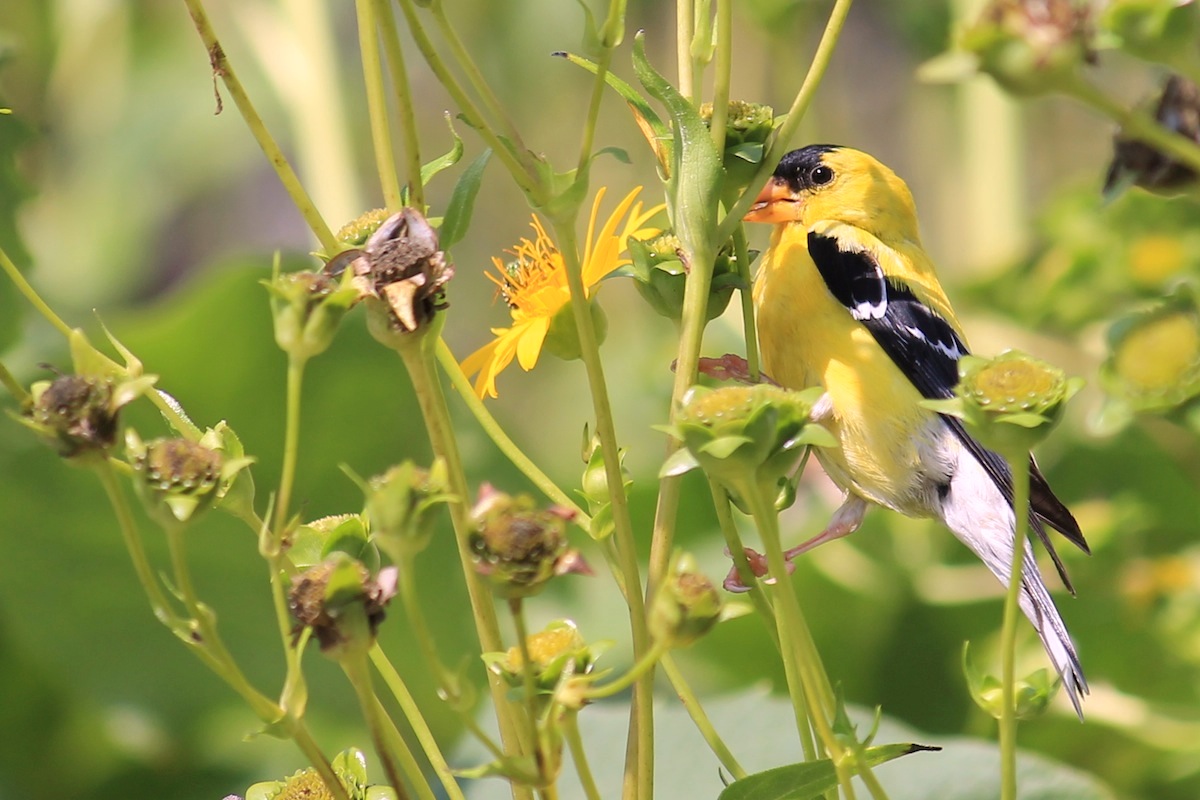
[753,225,939,513]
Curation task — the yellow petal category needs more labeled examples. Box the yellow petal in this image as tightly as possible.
[516,316,551,371]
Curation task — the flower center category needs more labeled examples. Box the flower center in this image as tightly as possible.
[971,361,1058,405]
[1115,313,1200,391]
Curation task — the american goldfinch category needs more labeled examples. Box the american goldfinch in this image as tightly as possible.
[745,144,1090,716]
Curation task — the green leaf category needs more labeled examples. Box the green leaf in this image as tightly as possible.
[0,96,34,355]
[659,446,701,478]
[556,51,672,174]
[419,113,465,187]
[631,32,723,258]
[440,148,492,252]
[718,742,940,800]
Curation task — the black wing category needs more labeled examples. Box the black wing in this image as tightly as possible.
[807,231,1088,588]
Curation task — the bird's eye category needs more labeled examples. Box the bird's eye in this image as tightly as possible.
[810,165,834,186]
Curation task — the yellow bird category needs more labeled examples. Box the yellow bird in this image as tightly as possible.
[745,144,1090,716]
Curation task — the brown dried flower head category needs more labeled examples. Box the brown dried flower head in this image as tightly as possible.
[354,208,454,333]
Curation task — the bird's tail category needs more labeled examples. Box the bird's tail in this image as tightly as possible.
[939,454,1089,718]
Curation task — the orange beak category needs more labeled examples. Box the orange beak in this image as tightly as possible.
[744,177,803,224]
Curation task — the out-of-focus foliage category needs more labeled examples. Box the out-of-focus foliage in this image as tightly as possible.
[3,1,1200,799]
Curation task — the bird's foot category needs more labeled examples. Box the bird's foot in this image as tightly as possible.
[722,546,795,592]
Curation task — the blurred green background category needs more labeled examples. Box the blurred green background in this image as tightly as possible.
[2,1,1199,798]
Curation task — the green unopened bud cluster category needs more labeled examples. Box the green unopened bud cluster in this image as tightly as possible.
[542,297,608,361]
[1101,0,1200,73]
[927,351,1082,455]
[483,620,604,697]
[126,426,254,524]
[238,747,396,800]
[336,208,393,248]
[963,643,1058,721]
[265,267,362,361]
[700,99,776,195]
[961,0,1094,96]
[649,552,723,648]
[1102,289,1200,414]
[469,485,590,598]
[626,233,742,322]
[662,383,832,495]
[364,460,453,562]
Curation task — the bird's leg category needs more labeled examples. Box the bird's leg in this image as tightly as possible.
[722,545,795,593]
[783,494,868,560]
[694,354,780,386]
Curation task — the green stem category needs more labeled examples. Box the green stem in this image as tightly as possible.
[163,518,281,722]
[356,0,404,211]
[395,556,457,694]
[394,0,543,202]
[999,452,1030,800]
[707,479,776,638]
[181,0,338,253]
[562,711,602,800]
[369,646,468,800]
[341,646,419,800]
[584,641,668,700]
[509,598,544,779]
[393,333,531,797]
[708,0,732,155]
[95,459,178,626]
[291,722,354,800]
[676,0,695,99]
[659,653,745,779]
[730,225,760,380]
[1066,77,1200,176]
[740,481,818,763]
[715,0,853,244]
[574,47,614,180]
[0,245,71,338]
[428,0,532,166]
[435,339,589,524]
[273,356,306,548]
[548,219,653,800]
[372,0,425,210]
[0,359,28,405]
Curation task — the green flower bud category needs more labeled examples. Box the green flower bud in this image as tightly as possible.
[927,351,1082,456]
[542,297,608,361]
[288,554,397,655]
[482,620,604,698]
[265,266,362,361]
[126,427,254,524]
[1104,75,1200,197]
[649,551,723,648]
[242,747,395,800]
[1102,0,1200,71]
[963,642,1058,720]
[579,429,630,541]
[364,460,453,563]
[626,233,743,322]
[1102,291,1200,413]
[469,485,591,599]
[359,208,455,340]
[700,100,776,194]
[961,0,1094,96]
[662,383,834,495]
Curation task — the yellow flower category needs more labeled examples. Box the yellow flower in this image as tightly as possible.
[461,187,662,398]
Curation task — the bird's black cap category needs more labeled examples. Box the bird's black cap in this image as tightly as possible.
[773,144,841,193]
